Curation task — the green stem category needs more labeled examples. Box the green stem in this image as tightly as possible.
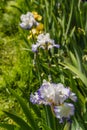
[35,53,42,85]
[44,106,56,130]
[65,0,74,35]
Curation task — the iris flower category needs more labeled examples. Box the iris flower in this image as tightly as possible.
[20,12,39,30]
[30,80,77,123]
[32,33,60,52]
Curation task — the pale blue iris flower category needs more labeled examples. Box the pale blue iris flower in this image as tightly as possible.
[32,33,60,52]
[20,12,39,30]
[30,80,77,123]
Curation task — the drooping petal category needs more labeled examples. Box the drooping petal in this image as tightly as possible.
[30,92,41,104]
[32,44,38,52]
[53,44,60,48]
[54,103,75,123]
[69,92,77,102]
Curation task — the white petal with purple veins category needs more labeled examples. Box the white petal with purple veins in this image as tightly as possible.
[54,103,75,122]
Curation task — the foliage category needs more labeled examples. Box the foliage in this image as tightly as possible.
[0,0,87,130]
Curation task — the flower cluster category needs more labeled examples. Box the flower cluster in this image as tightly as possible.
[30,80,77,123]
[19,11,77,123]
[28,23,44,40]
[32,33,60,52]
[20,11,60,52]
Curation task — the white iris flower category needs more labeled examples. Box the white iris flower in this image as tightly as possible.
[20,12,38,30]
[32,33,60,52]
[30,80,77,123]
